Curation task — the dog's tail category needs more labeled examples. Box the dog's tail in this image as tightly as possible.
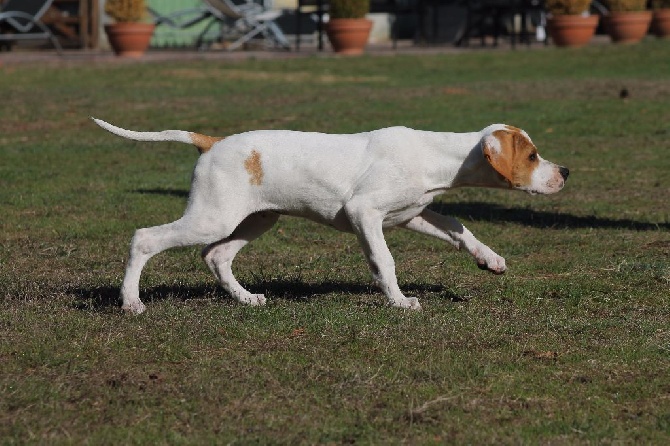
[92,118,224,154]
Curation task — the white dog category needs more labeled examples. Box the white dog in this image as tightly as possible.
[93,119,568,314]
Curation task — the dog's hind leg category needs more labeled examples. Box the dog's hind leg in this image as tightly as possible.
[202,211,279,306]
[120,216,239,314]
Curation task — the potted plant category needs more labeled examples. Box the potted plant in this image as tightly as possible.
[325,0,372,55]
[104,0,155,57]
[651,0,670,38]
[604,0,652,43]
[545,0,599,47]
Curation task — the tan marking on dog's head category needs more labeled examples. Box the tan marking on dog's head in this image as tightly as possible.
[190,133,224,154]
[244,150,263,186]
[482,127,540,189]
[504,124,523,134]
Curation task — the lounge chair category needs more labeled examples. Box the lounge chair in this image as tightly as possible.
[0,0,62,53]
[149,5,218,50]
[203,0,290,50]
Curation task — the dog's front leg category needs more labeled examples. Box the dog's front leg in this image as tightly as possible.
[403,209,506,274]
[346,204,421,310]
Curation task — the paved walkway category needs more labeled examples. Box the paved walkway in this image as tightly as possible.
[0,37,565,66]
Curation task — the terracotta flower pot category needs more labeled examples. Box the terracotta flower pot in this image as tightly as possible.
[547,14,599,48]
[604,11,652,44]
[325,18,373,55]
[105,23,155,58]
[651,9,670,38]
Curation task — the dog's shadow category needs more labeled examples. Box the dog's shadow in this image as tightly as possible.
[259,279,461,303]
[70,281,463,312]
[430,201,669,231]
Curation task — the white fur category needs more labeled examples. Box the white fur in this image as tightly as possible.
[93,119,568,313]
[92,118,194,145]
[483,134,503,154]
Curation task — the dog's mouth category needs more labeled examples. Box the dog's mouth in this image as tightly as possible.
[520,178,566,195]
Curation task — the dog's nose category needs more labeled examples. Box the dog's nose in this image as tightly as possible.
[559,167,570,181]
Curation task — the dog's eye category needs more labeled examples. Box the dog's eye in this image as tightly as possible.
[529,153,538,162]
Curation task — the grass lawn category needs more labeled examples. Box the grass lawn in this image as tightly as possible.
[1,42,669,444]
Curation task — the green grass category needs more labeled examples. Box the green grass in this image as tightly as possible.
[1,42,669,444]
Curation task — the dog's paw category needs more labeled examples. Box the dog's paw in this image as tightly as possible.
[239,293,267,306]
[476,252,506,275]
[121,301,147,315]
[393,296,422,311]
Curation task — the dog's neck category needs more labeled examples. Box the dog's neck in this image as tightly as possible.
[422,129,508,191]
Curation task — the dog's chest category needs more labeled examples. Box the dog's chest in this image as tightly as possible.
[381,191,441,227]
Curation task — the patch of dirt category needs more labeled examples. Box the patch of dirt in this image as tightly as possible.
[162,68,388,84]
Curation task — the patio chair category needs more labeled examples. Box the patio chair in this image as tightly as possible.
[149,5,220,50]
[0,0,62,53]
[456,0,545,48]
[295,0,327,51]
[203,0,290,50]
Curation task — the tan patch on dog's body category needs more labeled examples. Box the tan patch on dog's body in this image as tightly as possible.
[190,133,224,154]
[244,150,263,185]
[484,128,539,188]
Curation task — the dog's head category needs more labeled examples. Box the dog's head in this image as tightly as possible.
[481,125,569,195]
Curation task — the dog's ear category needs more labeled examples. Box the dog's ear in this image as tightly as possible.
[481,130,514,186]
